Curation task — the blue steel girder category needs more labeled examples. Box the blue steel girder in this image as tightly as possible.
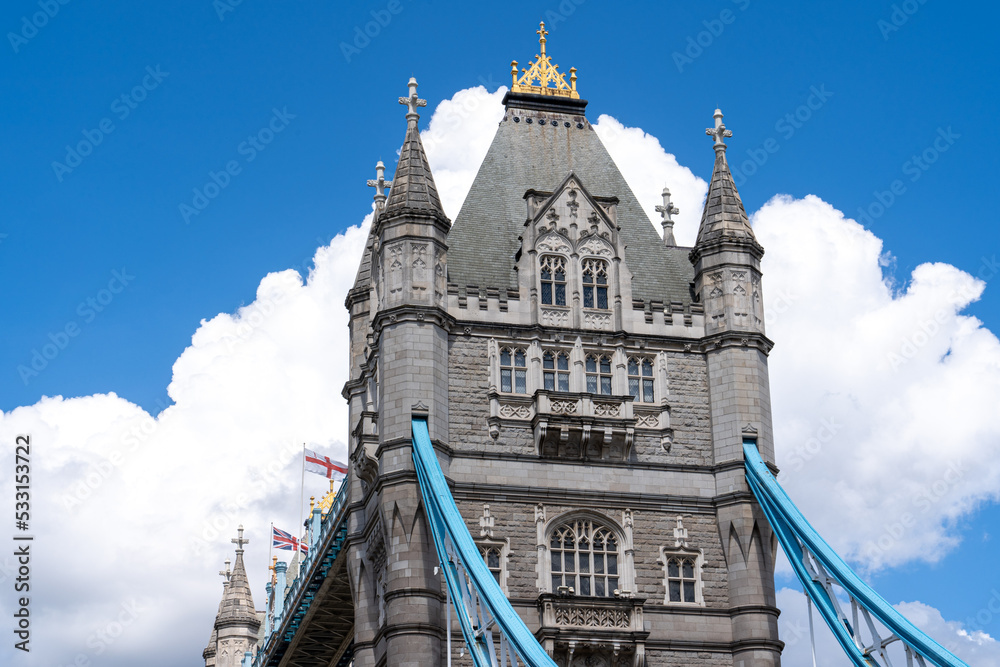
[743,441,969,667]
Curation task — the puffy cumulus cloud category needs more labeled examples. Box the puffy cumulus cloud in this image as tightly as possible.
[776,588,1000,666]
[0,217,370,666]
[593,115,708,247]
[753,194,1000,570]
[420,85,507,219]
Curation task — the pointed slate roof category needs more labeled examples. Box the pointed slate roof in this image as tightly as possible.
[384,78,445,216]
[446,94,693,303]
[383,124,443,214]
[216,550,260,629]
[695,109,758,247]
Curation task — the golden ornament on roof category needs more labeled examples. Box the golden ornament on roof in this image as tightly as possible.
[510,22,579,99]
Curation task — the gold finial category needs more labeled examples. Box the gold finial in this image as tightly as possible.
[309,496,315,511]
[270,556,278,585]
[510,22,579,99]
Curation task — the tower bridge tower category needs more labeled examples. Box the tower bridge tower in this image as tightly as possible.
[340,24,782,667]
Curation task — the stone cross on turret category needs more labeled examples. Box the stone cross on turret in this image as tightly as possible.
[219,558,232,585]
[367,160,392,211]
[655,186,680,246]
[398,77,426,127]
[232,525,248,554]
[706,108,732,151]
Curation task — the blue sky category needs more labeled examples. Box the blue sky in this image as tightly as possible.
[2,1,999,664]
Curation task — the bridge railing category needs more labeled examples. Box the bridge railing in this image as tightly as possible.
[412,417,558,667]
[744,440,969,667]
[252,473,351,667]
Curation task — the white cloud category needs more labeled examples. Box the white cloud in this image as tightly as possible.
[593,114,707,247]
[2,85,999,665]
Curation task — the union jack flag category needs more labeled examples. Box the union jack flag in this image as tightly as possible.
[272,526,308,553]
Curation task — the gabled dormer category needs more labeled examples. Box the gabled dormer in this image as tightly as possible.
[514,173,635,331]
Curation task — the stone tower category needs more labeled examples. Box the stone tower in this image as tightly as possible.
[345,76,451,665]
[205,527,262,667]
[342,24,782,667]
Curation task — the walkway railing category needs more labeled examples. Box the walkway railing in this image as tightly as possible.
[252,473,351,667]
[744,440,969,667]
[412,417,558,667]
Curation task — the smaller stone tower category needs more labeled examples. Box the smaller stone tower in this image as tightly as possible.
[205,526,262,667]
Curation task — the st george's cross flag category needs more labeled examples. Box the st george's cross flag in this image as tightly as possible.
[304,448,347,480]
[272,526,309,553]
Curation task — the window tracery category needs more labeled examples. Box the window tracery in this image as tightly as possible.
[581,258,609,310]
[585,354,613,395]
[543,351,571,392]
[499,347,527,394]
[540,255,567,306]
[627,357,654,403]
[549,518,620,597]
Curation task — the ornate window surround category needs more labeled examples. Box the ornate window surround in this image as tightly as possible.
[536,507,636,597]
[657,546,705,606]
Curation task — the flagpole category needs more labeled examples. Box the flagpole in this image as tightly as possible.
[299,443,306,542]
[268,521,273,567]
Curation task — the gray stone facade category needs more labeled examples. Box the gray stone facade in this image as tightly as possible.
[341,68,782,665]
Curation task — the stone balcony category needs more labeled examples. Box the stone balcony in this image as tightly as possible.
[489,389,672,460]
[535,594,648,666]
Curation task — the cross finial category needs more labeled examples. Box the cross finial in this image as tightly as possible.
[366,160,393,209]
[219,558,231,585]
[655,186,680,246]
[398,77,427,127]
[706,108,732,151]
[537,21,548,57]
[231,525,248,553]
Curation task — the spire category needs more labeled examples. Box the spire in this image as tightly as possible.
[694,109,759,248]
[383,77,444,216]
[217,526,260,629]
[366,160,392,212]
[655,186,679,246]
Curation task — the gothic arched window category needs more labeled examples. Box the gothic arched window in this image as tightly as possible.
[628,357,654,403]
[543,351,570,392]
[581,258,609,309]
[549,517,620,597]
[585,354,613,395]
[499,347,527,394]
[540,255,567,306]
